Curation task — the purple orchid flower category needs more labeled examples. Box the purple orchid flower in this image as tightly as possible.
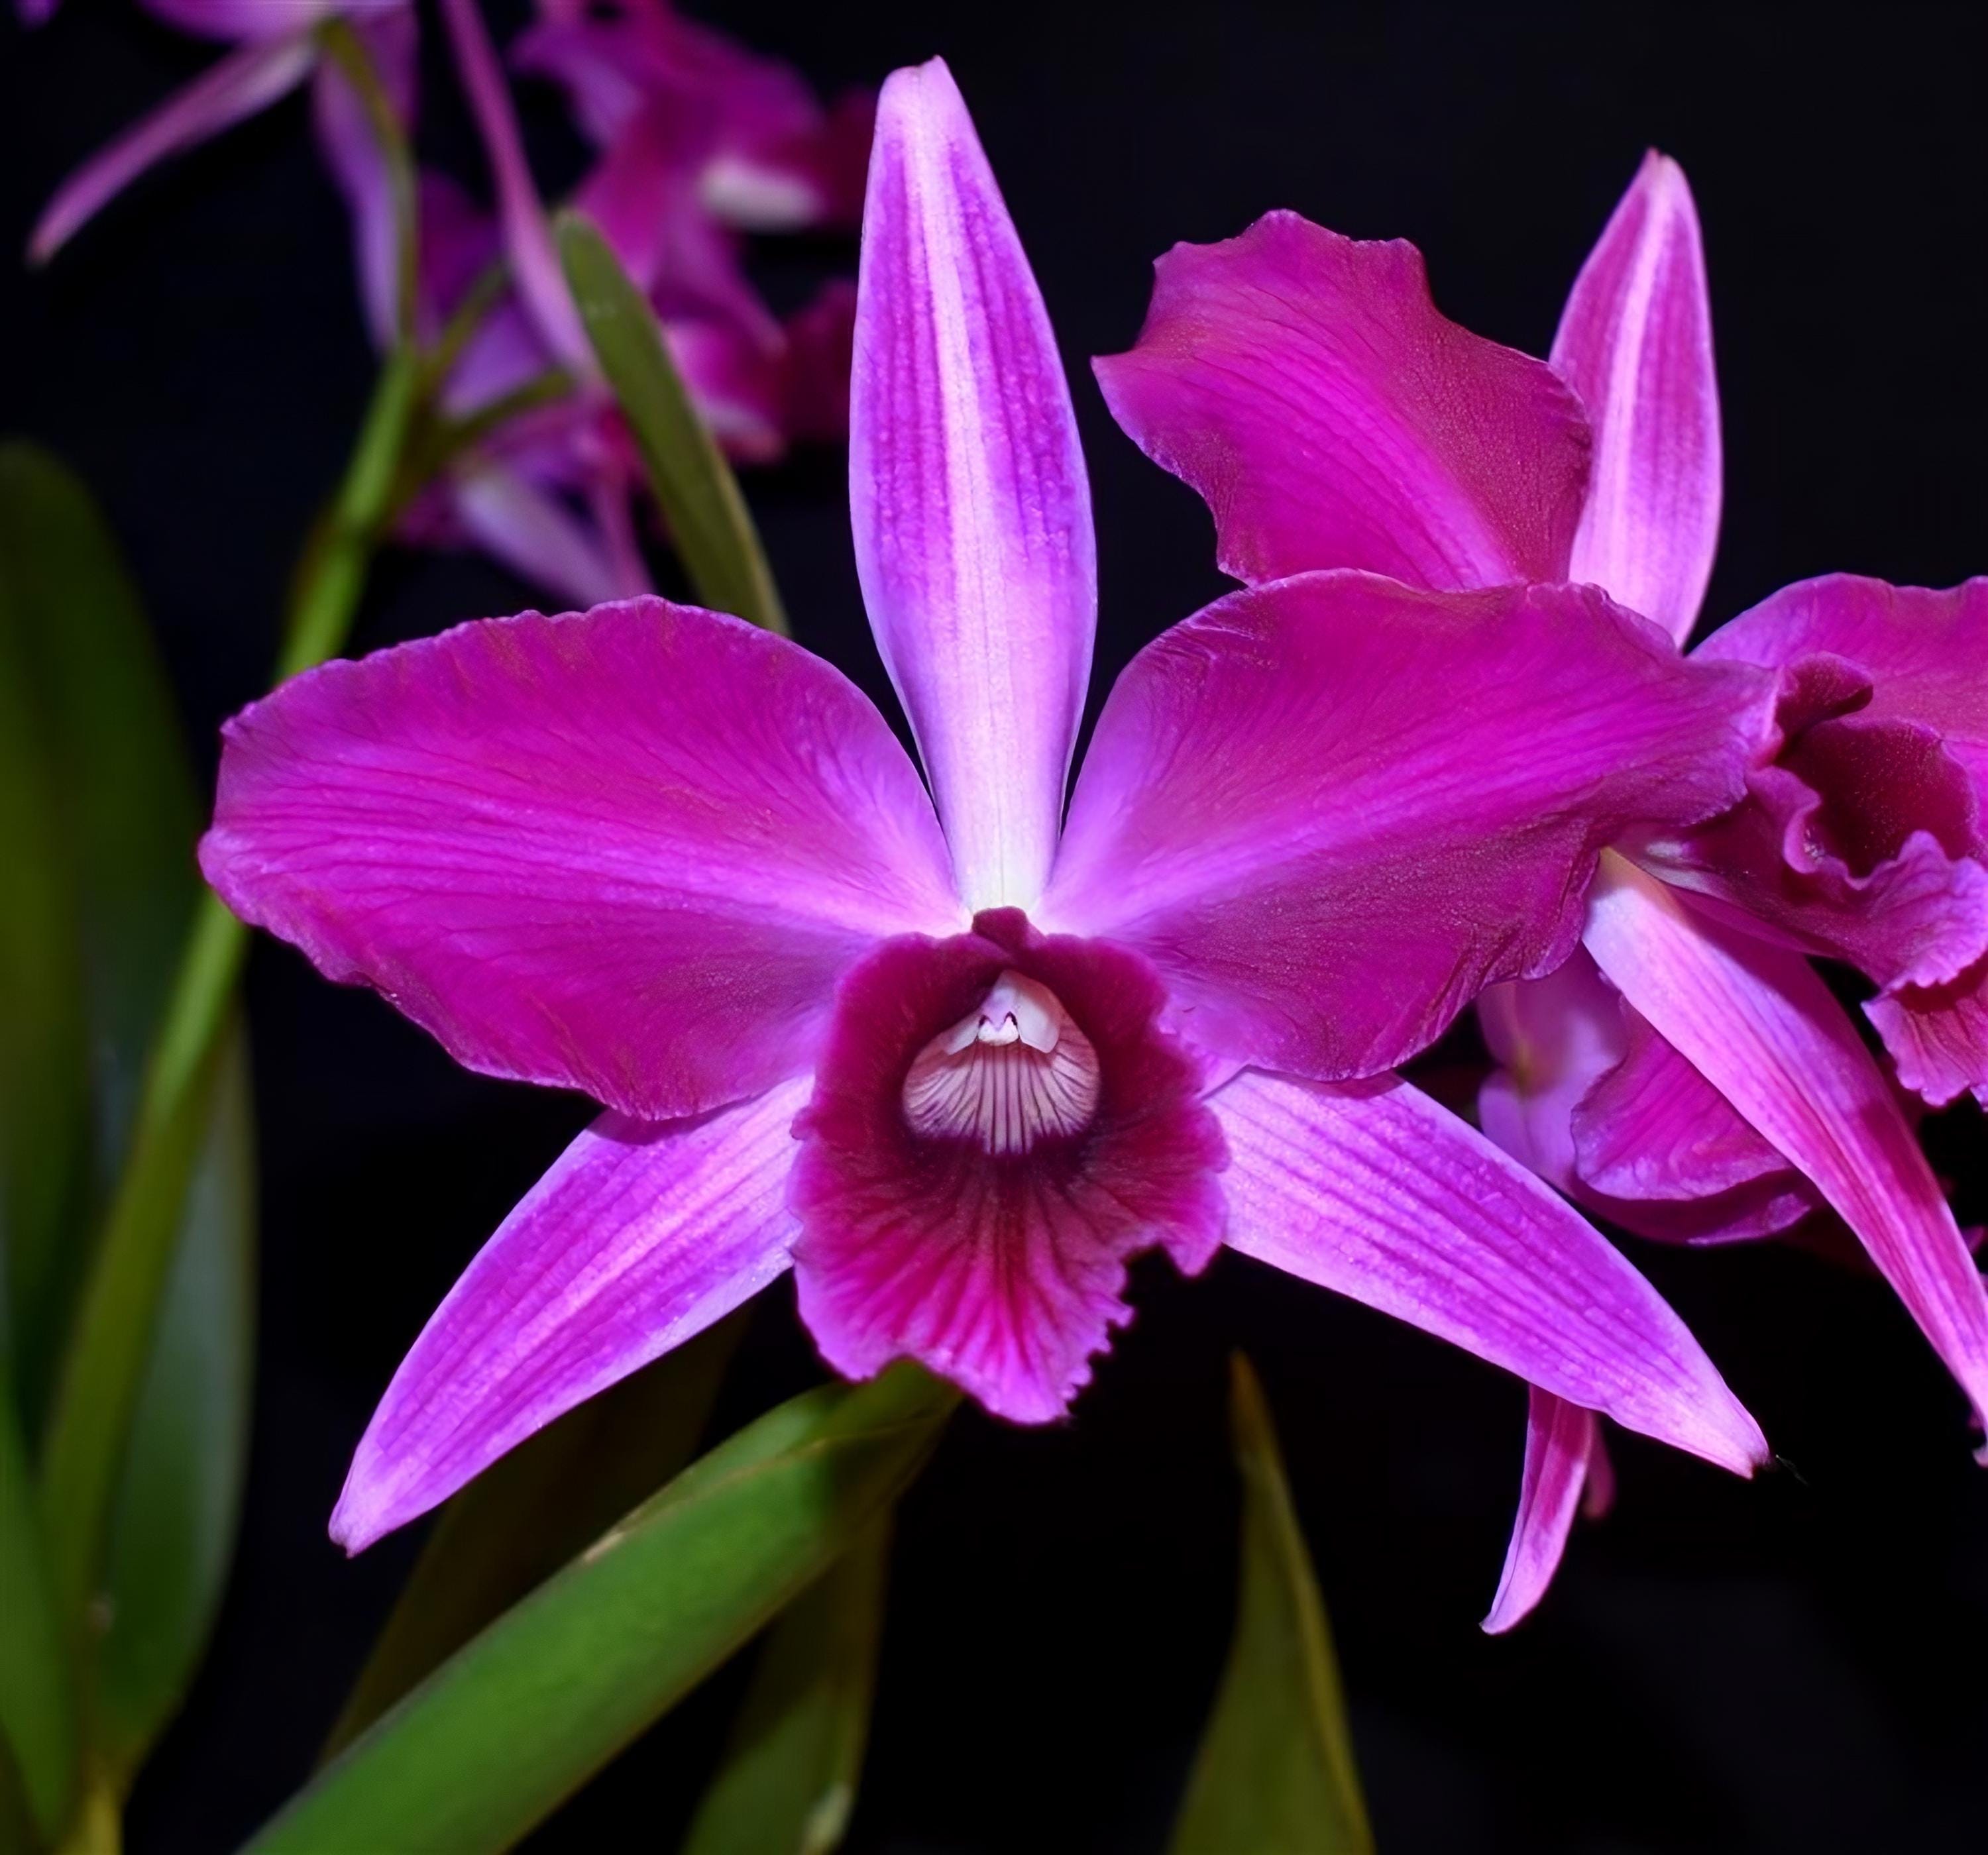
[513,0,873,237]
[200,62,1773,1565]
[25,0,408,266]
[1097,154,1988,1625]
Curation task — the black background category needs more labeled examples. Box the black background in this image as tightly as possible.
[5,3,1988,1850]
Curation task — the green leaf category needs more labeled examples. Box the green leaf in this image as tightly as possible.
[680,1520,891,1855]
[0,442,258,1776]
[1171,1355,1373,1855]
[93,1027,255,1777]
[556,211,789,635]
[248,1367,957,1855]
[324,1311,748,1758]
[0,466,93,1428]
[0,1381,75,1842]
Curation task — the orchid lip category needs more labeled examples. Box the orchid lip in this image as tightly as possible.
[901,969,1102,1153]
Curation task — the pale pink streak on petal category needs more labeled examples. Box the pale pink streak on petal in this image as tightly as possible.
[850,58,1095,912]
[331,1079,809,1551]
[1046,571,1770,1081]
[447,464,629,610]
[1584,851,1988,1436]
[1552,153,1722,645]
[201,600,961,1122]
[28,32,319,264]
[141,0,401,42]
[1484,1389,1603,1634]
[437,0,590,370]
[1094,210,1590,591]
[1211,1070,1768,1475]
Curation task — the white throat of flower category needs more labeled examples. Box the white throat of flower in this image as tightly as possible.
[902,971,1101,1154]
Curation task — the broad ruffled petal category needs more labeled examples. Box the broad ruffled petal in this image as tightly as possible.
[1584,853,1988,1436]
[1696,574,1988,788]
[1211,1069,1767,1474]
[1551,153,1722,645]
[28,33,319,264]
[850,58,1095,913]
[1094,211,1590,591]
[1046,571,1771,1081]
[201,599,962,1121]
[790,918,1227,1422]
[331,1080,808,1551]
[1483,1389,1606,1634]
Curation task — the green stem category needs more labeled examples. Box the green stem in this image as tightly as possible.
[37,350,419,1622]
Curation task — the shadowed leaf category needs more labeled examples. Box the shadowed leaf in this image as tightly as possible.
[680,1519,891,1855]
[557,211,788,635]
[247,1366,957,1855]
[324,1310,748,1758]
[1172,1353,1372,1855]
[0,442,256,1777]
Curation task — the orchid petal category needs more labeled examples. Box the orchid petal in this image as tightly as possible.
[1867,957,1988,1109]
[1551,154,1722,645]
[447,464,630,610]
[1584,852,1988,1434]
[28,33,319,264]
[201,599,961,1122]
[437,0,590,370]
[1483,1389,1604,1634]
[141,0,403,43]
[1480,963,1816,1247]
[1573,1005,1802,1202]
[1211,1069,1767,1474]
[1047,571,1770,1081]
[1696,574,1988,788]
[790,922,1225,1423]
[850,58,1095,914]
[311,8,419,350]
[1094,210,1590,591]
[331,1080,808,1552]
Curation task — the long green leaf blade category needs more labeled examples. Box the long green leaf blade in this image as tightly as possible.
[1172,1354,1373,1855]
[0,443,260,1776]
[680,1520,891,1855]
[324,1311,747,1757]
[248,1366,957,1855]
[95,1028,255,1776]
[556,211,789,635]
[0,450,93,1428]
[0,1382,74,1842]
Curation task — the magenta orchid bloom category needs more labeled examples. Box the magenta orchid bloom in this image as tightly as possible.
[25,0,408,266]
[1097,154,1988,1623]
[201,62,1773,1567]
[514,0,872,238]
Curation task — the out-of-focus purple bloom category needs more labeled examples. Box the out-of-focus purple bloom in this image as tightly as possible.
[1099,154,1988,1622]
[514,0,872,234]
[201,62,1770,1565]
[26,0,406,265]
